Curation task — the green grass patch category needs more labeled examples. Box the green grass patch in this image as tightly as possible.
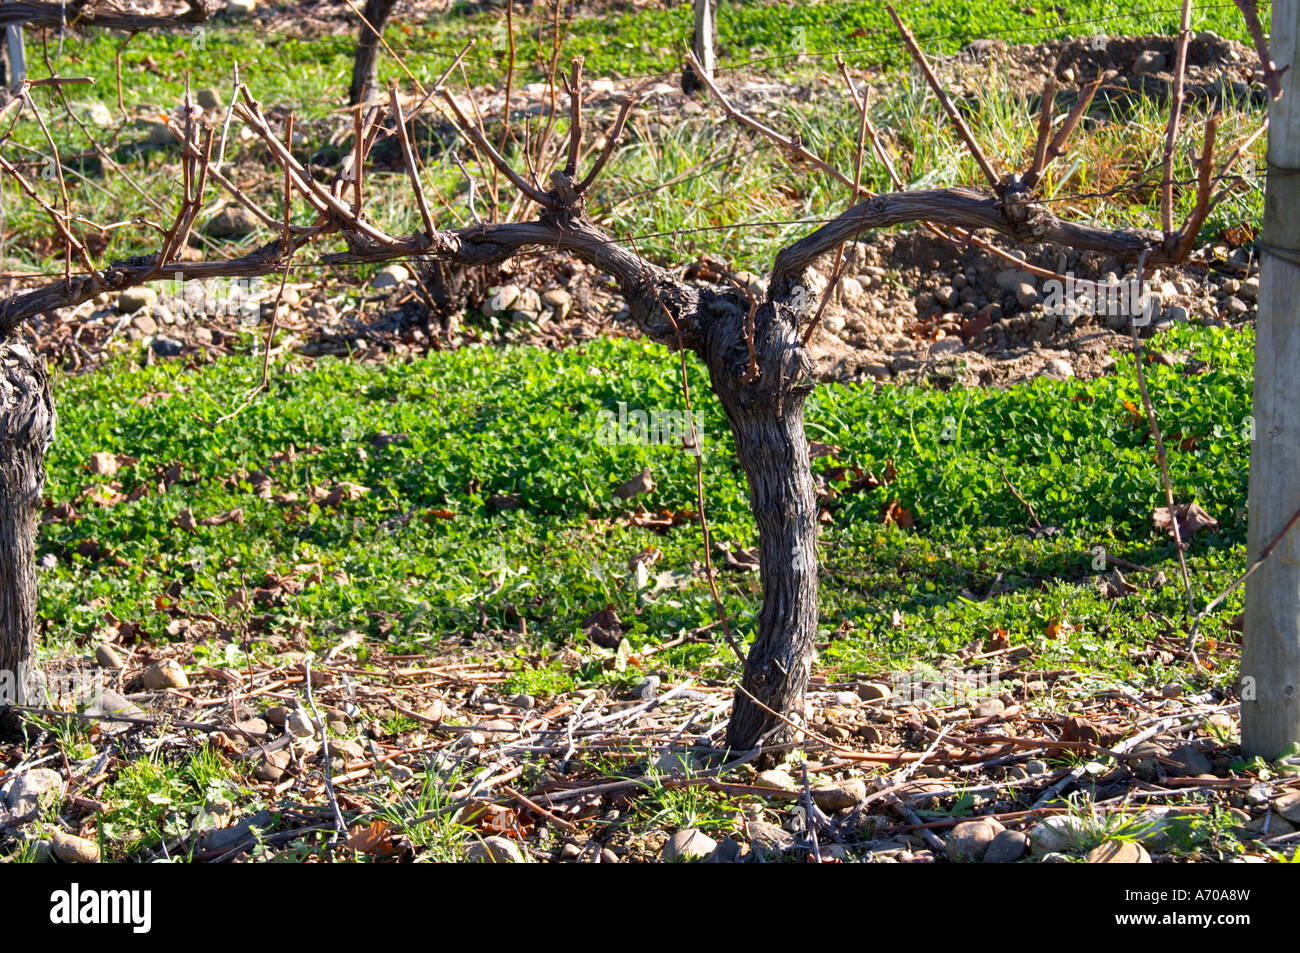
[40,322,1252,698]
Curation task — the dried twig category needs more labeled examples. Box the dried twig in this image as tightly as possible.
[302,656,346,842]
[389,84,437,240]
[1161,0,1195,235]
[885,3,1000,188]
[1023,76,1059,189]
[564,56,584,179]
[685,51,862,195]
[1187,501,1300,652]
[1232,0,1287,101]
[578,93,638,195]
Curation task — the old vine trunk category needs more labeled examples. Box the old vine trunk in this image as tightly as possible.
[348,0,399,107]
[0,343,54,708]
[706,300,820,751]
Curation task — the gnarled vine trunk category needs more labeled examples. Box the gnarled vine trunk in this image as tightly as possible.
[349,0,400,107]
[0,342,54,709]
[700,300,820,749]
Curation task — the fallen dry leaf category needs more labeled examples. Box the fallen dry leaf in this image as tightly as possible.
[583,605,623,648]
[201,508,245,527]
[881,500,915,528]
[89,452,120,476]
[345,819,394,854]
[613,466,655,501]
[1153,502,1219,540]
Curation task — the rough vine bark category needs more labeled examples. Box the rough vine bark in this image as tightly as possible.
[0,0,211,31]
[0,343,55,709]
[349,0,400,107]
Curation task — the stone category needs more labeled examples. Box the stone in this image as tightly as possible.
[82,101,114,127]
[746,820,795,854]
[1224,295,1250,317]
[225,0,257,15]
[264,705,290,727]
[148,122,175,146]
[858,682,891,703]
[540,288,572,319]
[1165,743,1213,777]
[481,284,522,318]
[995,268,1035,292]
[1025,759,1050,776]
[755,769,798,792]
[285,709,315,739]
[946,817,1004,862]
[141,658,189,690]
[1087,840,1151,863]
[839,276,864,301]
[229,717,269,738]
[982,829,1028,863]
[253,749,290,782]
[1028,815,1085,855]
[974,698,1005,719]
[330,739,365,763]
[929,337,964,358]
[1015,282,1040,309]
[708,836,745,863]
[1237,812,1297,836]
[94,643,126,670]
[466,835,525,863]
[194,799,233,833]
[118,286,158,313]
[1133,50,1167,75]
[151,336,185,357]
[1043,357,1074,379]
[1239,276,1260,301]
[4,768,65,816]
[87,688,147,730]
[205,206,261,239]
[371,265,410,291]
[1128,808,1199,845]
[1273,791,1300,824]
[196,88,222,111]
[50,832,100,863]
[130,308,159,338]
[812,778,867,812]
[935,284,959,308]
[1245,782,1272,807]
